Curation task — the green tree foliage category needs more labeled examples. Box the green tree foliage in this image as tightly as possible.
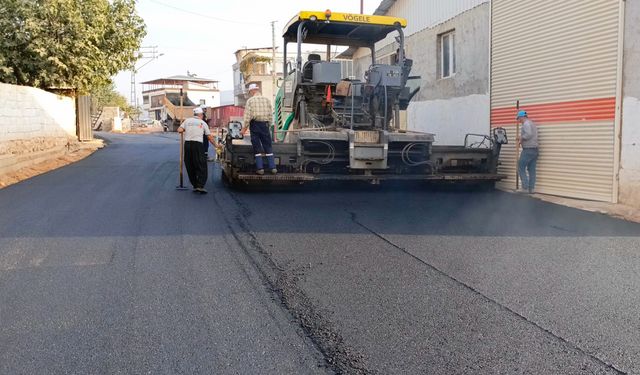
[90,82,135,115]
[0,0,146,93]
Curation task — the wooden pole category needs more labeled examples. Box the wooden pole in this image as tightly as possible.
[179,87,184,122]
[515,100,520,190]
[177,132,188,190]
[271,21,277,141]
[176,86,189,189]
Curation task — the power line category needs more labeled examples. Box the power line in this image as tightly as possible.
[131,46,162,108]
[146,0,262,25]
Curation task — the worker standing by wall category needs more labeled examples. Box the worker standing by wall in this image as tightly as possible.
[241,83,277,175]
[516,110,539,194]
[178,107,221,194]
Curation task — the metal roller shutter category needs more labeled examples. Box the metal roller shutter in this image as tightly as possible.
[491,0,623,202]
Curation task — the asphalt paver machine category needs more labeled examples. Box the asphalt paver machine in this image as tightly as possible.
[221,10,507,187]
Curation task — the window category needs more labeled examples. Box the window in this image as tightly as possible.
[150,95,163,108]
[440,31,456,78]
[142,95,149,105]
[199,99,206,106]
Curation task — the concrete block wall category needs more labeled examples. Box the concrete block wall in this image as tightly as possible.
[404,3,490,145]
[620,0,640,208]
[0,83,76,156]
[99,107,122,132]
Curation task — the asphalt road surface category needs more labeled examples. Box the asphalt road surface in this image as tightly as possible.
[1,132,639,375]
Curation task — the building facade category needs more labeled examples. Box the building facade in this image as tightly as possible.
[232,47,353,109]
[350,0,638,207]
[351,0,490,145]
[140,75,220,127]
[233,47,284,107]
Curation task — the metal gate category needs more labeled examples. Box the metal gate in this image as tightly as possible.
[491,0,624,202]
[76,95,93,141]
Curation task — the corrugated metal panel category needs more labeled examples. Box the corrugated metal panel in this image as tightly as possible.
[210,105,244,128]
[373,0,397,15]
[497,123,614,201]
[384,0,488,36]
[76,95,92,141]
[371,0,489,51]
[491,0,622,202]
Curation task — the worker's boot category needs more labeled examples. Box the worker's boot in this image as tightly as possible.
[255,154,264,175]
[266,154,277,174]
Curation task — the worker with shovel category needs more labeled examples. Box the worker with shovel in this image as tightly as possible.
[178,107,221,194]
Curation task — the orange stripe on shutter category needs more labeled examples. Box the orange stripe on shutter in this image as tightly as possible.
[491,97,616,127]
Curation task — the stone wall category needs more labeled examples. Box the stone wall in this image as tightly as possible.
[0,83,77,157]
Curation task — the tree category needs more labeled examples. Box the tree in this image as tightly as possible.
[0,0,146,93]
[90,82,136,116]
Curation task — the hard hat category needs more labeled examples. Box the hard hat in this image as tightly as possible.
[247,83,260,92]
[193,107,203,115]
[516,110,528,119]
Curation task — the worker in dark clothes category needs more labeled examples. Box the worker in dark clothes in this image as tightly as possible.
[177,107,221,194]
[201,106,210,159]
[241,83,277,175]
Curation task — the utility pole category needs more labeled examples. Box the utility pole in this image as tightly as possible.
[271,21,277,105]
[130,70,136,109]
[130,46,162,118]
[271,20,278,139]
[361,0,364,14]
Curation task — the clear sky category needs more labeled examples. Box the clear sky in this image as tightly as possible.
[114,0,380,102]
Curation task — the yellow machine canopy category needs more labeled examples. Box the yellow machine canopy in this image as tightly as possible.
[283,10,407,47]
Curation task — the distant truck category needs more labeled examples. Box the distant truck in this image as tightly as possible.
[210,105,244,129]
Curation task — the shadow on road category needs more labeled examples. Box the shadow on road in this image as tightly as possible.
[1,132,638,239]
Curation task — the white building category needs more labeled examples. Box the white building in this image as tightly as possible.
[232,47,284,107]
[141,75,220,126]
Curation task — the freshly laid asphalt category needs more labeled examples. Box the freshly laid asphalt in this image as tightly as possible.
[1,132,639,374]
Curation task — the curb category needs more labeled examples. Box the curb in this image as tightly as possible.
[0,140,104,184]
[0,147,71,175]
[499,187,640,224]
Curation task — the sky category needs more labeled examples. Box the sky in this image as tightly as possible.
[114,0,379,103]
